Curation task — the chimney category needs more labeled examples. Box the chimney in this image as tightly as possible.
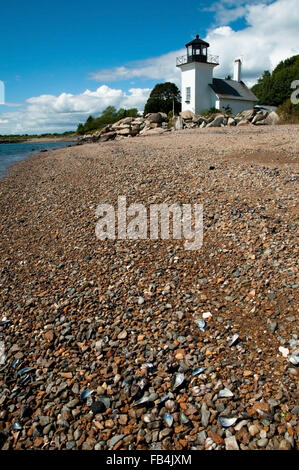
[234,59,242,82]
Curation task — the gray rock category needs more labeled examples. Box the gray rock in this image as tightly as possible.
[206,115,225,128]
[265,111,280,125]
[225,436,239,450]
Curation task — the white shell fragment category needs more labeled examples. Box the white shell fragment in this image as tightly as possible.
[218,416,238,427]
[163,413,174,427]
[172,372,185,390]
[202,312,212,319]
[229,333,239,347]
[218,388,234,398]
[279,346,289,357]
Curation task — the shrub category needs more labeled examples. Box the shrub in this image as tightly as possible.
[277,99,299,123]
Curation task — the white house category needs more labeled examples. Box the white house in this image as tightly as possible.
[176,35,258,115]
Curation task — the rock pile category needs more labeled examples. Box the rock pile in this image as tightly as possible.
[78,113,170,143]
[174,109,280,130]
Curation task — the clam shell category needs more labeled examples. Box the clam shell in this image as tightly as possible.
[192,367,205,376]
[80,389,93,400]
[288,355,299,365]
[218,416,237,427]
[179,412,189,425]
[172,372,185,390]
[133,396,151,406]
[195,319,206,331]
[19,374,30,385]
[165,400,176,412]
[12,422,22,431]
[229,333,239,346]
[158,395,169,406]
[163,413,173,427]
[12,359,20,369]
[17,367,33,376]
[218,388,234,398]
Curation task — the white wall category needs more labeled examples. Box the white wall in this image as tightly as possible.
[181,62,217,114]
[217,98,256,115]
[181,64,196,113]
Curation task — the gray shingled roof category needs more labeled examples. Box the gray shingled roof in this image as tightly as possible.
[209,78,258,102]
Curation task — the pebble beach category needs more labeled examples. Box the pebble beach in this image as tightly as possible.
[0,124,298,450]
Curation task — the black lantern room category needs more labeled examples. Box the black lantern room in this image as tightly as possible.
[185,35,210,63]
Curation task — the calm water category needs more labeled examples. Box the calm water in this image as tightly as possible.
[0,141,74,178]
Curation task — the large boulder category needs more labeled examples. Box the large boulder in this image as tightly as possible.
[237,119,250,126]
[99,131,117,142]
[206,115,225,127]
[265,111,280,125]
[180,110,195,120]
[173,116,183,130]
[139,127,168,136]
[227,117,236,126]
[192,115,207,125]
[145,113,163,124]
[117,128,132,136]
[252,110,268,125]
[239,109,256,121]
[111,117,134,129]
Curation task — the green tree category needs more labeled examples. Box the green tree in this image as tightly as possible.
[77,123,85,135]
[251,55,299,106]
[144,82,181,116]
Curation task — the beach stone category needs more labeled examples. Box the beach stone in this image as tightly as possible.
[225,436,239,450]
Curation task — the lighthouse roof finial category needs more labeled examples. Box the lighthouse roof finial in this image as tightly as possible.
[185,35,210,48]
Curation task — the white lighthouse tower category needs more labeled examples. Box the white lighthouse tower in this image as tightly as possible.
[176,35,219,114]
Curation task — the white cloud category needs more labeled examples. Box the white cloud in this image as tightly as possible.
[0,86,151,134]
[91,0,299,88]
[90,50,184,85]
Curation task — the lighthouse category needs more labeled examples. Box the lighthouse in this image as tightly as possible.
[176,35,219,114]
[176,35,258,115]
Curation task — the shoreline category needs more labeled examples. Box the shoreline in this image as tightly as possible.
[0,125,298,450]
[0,136,78,144]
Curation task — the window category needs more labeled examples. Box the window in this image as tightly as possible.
[186,87,191,102]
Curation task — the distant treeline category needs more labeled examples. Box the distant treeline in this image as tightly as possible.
[252,55,299,122]
[0,131,75,143]
[77,106,140,135]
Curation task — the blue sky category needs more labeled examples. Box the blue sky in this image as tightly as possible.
[0,0,298,134]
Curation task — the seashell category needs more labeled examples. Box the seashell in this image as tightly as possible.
[218,416,238,427]
[158,395,169,406]
[179,412,190,425]
[163,413,173,427]
[202,312,212,319]
[288,355,299,365]
[12,422,22,431]
[138,378,149,391]
[229,334,239,347]
[12,359,20,369]
[0,320,10,326]
[133,396,151,407]
[165,400,176,412]
[218,388,234,398]
[17,367,33,376]
[172,372,185,390]
[80,389,93,400]
[192,386,201,396]
[19,405,32,420]
[192,367,205,376]
[121,377,132,388]
[195,319,206,331]
[19,374,30,385]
